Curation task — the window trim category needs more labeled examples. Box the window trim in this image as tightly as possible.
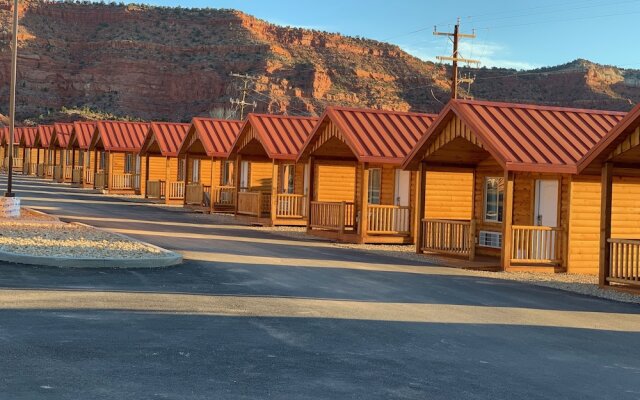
[367,167,382,205]
[483,176,504,224]
[281,164,295,194]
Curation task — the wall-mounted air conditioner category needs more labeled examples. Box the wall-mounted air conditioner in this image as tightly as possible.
[478,231,502,249]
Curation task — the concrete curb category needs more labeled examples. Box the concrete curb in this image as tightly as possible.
[0,220,183,269]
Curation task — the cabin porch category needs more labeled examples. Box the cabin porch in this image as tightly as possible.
[414,146,568,273]
[599,139,640,288]
[233,155,308,226]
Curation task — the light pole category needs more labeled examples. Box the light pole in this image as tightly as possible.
[4,0,18,198]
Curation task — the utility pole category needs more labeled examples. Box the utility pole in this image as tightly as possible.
[5,0,18,198]
[434,18,480,100]
[229,72,257,120]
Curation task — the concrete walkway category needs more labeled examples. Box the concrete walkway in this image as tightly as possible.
[0,175,639,400]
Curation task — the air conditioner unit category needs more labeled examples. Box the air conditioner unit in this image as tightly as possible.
[478,231,502,249]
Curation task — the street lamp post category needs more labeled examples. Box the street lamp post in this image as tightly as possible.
[4,0,18,198]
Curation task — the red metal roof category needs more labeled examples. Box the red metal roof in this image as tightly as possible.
[299,106,438,165]
[36,125,55,148]
[4,127,21,144]
[403,99,626,173]
[52,123,74,148]
[578,103,640,172]
[144,122,190,157]
[231,114,319,160]
[71,121,97,150]
[93,121,151,152]
[18,127,38,148]
[186,118,244,157]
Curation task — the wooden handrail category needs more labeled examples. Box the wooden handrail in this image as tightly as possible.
[607,238,640,286]
[421,218,476,260]
[185,183,204,205]
[276,194,306,218]
[367,205,411,235]
[237,191,263,217]
[511,225,562,264]
[111,173,140,190]
[168,181,185,199]
[213,186,235,206]
[309,201,354,231]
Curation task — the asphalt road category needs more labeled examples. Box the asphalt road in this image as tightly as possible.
[0,175,639,400]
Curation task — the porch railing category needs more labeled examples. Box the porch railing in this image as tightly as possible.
[276,194,307,218]
[607,238,640,286]
[94,171,107,189]
[421,219,476,260]
[85,168,95,185]
[36,164,45,177]
[213,186,235,207]
[71,167,83,184]
[25,163,38,175]
[168,181,185,200]
[12,157,23,169]
[367,205,411,235]
[45,164,54,177]
[309,201,356,231]
[63,165,73,180]
[237,191,269,217]
[53,165,63,181]
[111,173,140,190]
[146,180,166,199]
[510,225,562,264]
[185,183,204,205]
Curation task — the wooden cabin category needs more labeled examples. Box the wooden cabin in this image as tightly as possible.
[298,107,437,244]
[68,121,97,187]
[178,117,244,212]
[18,127,39,175]
[139,122,189,204]
[3,127,22,172]
[574,103,640,288]
[34,125,54,178]
[0,127,5,170]
[228,114,318,226]
[403,99,625,272]
[88,121,150,194]
[50,123,74,183]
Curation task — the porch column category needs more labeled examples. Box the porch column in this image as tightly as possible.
[414,161,427,254]
[144,154,150,198]
[183,154,190,205]
[357,162,369,242]
[501,170,515,271]
[270,160,278,222]
[107,151,113,192]
[92,150,98,189]
[306,156,315,232]
[599,162,614,287]
[234,155,242,216]
[209,157,216,214]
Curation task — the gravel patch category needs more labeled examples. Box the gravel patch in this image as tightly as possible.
[0,219,165,260]
[254,225,640,305]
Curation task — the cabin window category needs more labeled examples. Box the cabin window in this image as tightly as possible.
[221,161,233,186]
[281,164,295,194]
[484,177,504,223]
[99,152,106,171]
[191,159,200,183]
[124,153,135,174]
[178,158,185,181]
[368,168,382,205]
[78,151,84,165]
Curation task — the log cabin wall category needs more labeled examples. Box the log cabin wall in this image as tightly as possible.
[248,160,273,192]
[424,170,474,220]
[313,160,357,202]
[568,172,640,274]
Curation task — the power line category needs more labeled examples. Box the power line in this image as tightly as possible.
[229,72,258,120]
[434,18,480,99]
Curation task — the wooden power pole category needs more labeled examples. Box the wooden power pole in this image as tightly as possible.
[434,18,480,99]
[229,72,258,120]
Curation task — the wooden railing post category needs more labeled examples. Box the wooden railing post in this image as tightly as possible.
[468,219,476,261]
[501,171,515,271]
[600,162,613,287]
[338,201,346,239]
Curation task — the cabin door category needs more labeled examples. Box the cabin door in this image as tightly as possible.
[394,169,411,232]
[534,179,559,227]
[394,169,411,206]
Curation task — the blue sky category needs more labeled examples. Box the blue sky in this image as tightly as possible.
[144,0,640,70]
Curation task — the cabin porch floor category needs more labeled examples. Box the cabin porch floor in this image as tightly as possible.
[420,252,502,271]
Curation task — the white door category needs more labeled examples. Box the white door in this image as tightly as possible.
[534,180,559,227]
[394,169,411,206]
[240,161,249,190]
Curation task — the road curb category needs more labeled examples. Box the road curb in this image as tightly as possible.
[0,220,183,269]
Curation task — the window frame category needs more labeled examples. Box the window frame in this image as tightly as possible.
[367,167,382,205]
[220,160,233,186]
[281,164,295,194]
[483,176,504,223]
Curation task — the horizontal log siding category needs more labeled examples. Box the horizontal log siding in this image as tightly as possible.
[424,171,474,220]
[249,161,272,191]
[568,174,640,274]
[314,161,356,202]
